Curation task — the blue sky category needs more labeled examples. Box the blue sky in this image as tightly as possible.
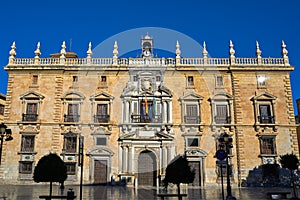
[1,0,300,113]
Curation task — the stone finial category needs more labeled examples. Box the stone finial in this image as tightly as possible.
[229,40,235,58]
[87,42,92,58]
[60,41,66,59]
[34,42,41,58]
[113,41,118,59]
[176,40,181,58]
[281,40,289,65]
[202,41,208,58]
[281,40,288,57]
[256,41,262,58]
[9,41,16,58]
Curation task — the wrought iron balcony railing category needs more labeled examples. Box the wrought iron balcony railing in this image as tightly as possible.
[94,115,110,123]
[22,113,38,122]
[215,116,231,124]
[64,114,80,123]
[258,116,275,124]
[184,116,200,124]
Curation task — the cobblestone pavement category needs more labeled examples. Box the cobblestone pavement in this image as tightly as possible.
[0,184,298,200]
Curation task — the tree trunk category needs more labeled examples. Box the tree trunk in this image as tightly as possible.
[49,181,53,198]
[177,183,182,200]
[291,170,297,198]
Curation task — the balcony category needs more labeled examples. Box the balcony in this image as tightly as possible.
[20,147,34,153]
[131,114,162,123]
[215,116,231,124]
[184,116,200,124]
[22,113,38,122]
[64,114,80,123]
[258,116,275,124]
[94,115,110,123]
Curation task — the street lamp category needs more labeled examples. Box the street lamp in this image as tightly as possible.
[0,122,13,165]
[218,132,236,200]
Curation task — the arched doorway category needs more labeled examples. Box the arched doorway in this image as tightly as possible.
[138,150,157,186]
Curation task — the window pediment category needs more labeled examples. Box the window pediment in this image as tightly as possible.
[179,92,203,101]
[90,92,114,101]
[20,91,44,100]
[62,91,85,101]
[252,92,277,101]
[210,93,233,101]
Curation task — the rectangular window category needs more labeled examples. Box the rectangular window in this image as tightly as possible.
[133,76,138,82]
[187,138,199,147]
[215,105,229,124]
[185,104,199,124]
[259,105,273,123]
[65,162,76,175]
[73,76,78,83]
[96,137,107,146]
[95,104,108,123]
[257,76,266,88]
[64,136,77,153]
[101,76,107,83]
[32,75,38,85]
[260,137,276,154]
[187,76,194,87]
[19,162,33,174]
[21,135,35,152]
[23,103,38,121]
[216,76,223,87]
[66,104,79,122]
[0,104,4,115]
[156,76,161,81]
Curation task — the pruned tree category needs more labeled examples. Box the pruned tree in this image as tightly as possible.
[33,153,67,197]
[279,153,299,199]
[163,155,195,200]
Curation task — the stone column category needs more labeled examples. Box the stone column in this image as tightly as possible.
[163,101,167,123]
[168,100,172,123]
[119,144,122,172]
[122,146,127,172]
[128,145,133,173]
[163,146,168,173]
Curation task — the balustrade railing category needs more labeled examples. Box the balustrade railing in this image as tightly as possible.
[235,58,257,65]
[131,114,162,123]
[8,57,287,67]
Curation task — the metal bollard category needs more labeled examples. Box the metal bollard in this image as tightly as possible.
[67,188,75,200]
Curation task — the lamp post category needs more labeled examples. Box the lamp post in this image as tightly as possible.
[218,132,236,200]
[0,123,13,165]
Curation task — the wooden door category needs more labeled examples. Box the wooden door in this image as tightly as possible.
[94,160,107,185]
[189,161,201,186]
[138,151,156,186]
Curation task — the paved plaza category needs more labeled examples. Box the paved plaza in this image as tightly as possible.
[0,184,298,200]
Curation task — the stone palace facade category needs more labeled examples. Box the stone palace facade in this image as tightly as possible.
[0,34,298,187]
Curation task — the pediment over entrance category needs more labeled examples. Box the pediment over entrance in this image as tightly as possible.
[185,148,208,157]
[86,146,114,156]
[91,126,111,135]
[119,129,174,140]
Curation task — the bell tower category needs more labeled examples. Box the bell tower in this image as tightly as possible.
[141,33,153,58]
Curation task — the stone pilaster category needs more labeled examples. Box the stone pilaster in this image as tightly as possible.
[283,75,299,155]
